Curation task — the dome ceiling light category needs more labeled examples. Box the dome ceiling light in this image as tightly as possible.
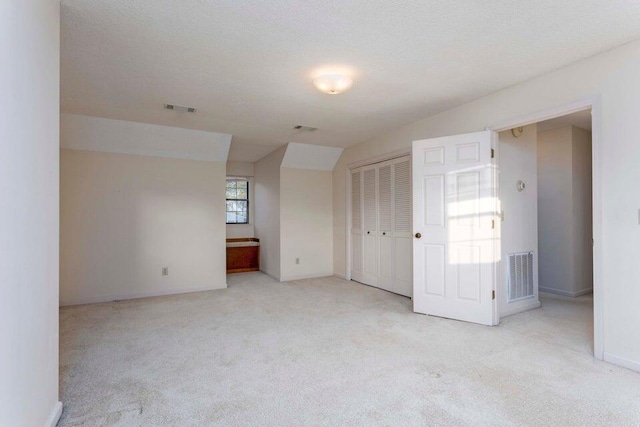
[312,74,353,95]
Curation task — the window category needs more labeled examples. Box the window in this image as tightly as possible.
[226,178,249,224]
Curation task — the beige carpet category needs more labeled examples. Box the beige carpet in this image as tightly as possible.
[59,273,640,426]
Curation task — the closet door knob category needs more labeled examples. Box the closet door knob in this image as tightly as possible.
[367,231,370,234]
[415,232,422,239]
[382,232,386,236]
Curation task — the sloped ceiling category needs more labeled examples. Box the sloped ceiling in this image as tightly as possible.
[281,143,343,171]
[61,1,640,162]
[61,114,231,162]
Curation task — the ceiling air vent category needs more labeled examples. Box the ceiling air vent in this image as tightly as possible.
[293,125,318,132]
[164,104,196,113]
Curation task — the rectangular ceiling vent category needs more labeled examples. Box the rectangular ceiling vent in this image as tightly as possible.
[293,125,318,132]
[164,104,196,113]
[508,251,534,302]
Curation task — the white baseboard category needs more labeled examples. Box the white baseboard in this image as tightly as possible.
[539,287,593,297]
[500,299,541,318]
[259,270,281,282]
[604,352,640,373]
[60,284,227,306]
[45,401,62,427]
[333,273,347,280]
[279,272,334,282]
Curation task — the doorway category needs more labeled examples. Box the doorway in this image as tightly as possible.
[496,109,594,353]
[490,101,601,360]
[409,100,602,359]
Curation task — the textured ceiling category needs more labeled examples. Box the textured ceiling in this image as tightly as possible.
[61,1,640,162]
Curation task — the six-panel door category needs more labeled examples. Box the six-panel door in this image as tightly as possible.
[412,131,498,325]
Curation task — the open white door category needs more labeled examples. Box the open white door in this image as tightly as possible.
[412,131,499,325]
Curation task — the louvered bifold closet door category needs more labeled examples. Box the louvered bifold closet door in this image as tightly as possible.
[393,157,412,297]
[361,166,378,285]
[377,161,394,291]
[350,170,364,282]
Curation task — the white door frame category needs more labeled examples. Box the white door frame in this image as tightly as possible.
[487,97,603,361]
[344,148,410,282]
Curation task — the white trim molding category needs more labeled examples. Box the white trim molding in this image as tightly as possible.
[280,273,335,282]
[45,401,62,427]
[500,300,542,318]
[60,284,227,306]
[539,287,593,298]
[603,353,640,373]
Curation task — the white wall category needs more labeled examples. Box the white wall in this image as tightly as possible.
[60,149,227,305]
[0,0,61,425]
[280,168,334,281]
[498,125,540,317]
[227,161,255,177]
[572,127,594,296]
[333,39,640,371]
[226,161,255,239]
[254,146,286,279]
[254,144,336,281]
[538,126,593,296]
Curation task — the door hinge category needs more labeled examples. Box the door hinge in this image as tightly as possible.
[492,290,496,300]
[491,148,495,159]
[491,219,495,229]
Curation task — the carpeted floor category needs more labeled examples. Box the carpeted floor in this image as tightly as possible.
[59,273,640,426]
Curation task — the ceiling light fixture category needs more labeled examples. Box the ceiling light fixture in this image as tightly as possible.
[312,74,353,95]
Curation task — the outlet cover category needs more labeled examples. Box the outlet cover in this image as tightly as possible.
[162,267,169,276]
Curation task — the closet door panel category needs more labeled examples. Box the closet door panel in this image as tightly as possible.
[350,170,364,282]
[393,157,413,297]
[361,166,378,285]
[395,238,412,296]
[377,162,394,291]
[351,156,411,296]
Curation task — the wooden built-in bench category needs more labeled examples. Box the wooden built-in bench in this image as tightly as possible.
[226,238,260,274]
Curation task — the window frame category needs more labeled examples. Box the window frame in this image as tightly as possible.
[226,178,250,225]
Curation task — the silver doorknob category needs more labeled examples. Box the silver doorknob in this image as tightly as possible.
[415,232,422,239]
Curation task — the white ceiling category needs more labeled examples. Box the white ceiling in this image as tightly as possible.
[537,109,592,132]
[60,1,640,162]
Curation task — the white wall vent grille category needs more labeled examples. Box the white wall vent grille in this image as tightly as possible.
[508,252,534,302]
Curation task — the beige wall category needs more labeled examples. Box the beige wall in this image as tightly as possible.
[333,39,640,370]
[538,126,593,296]
[498,124,540,316]
[0,0,61,425]
[254,146,286,279]
[60,149,227,305]
[280,168,334,281]
[572,127,594,296]
[226,161,255,239]
[227,161,255,177]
